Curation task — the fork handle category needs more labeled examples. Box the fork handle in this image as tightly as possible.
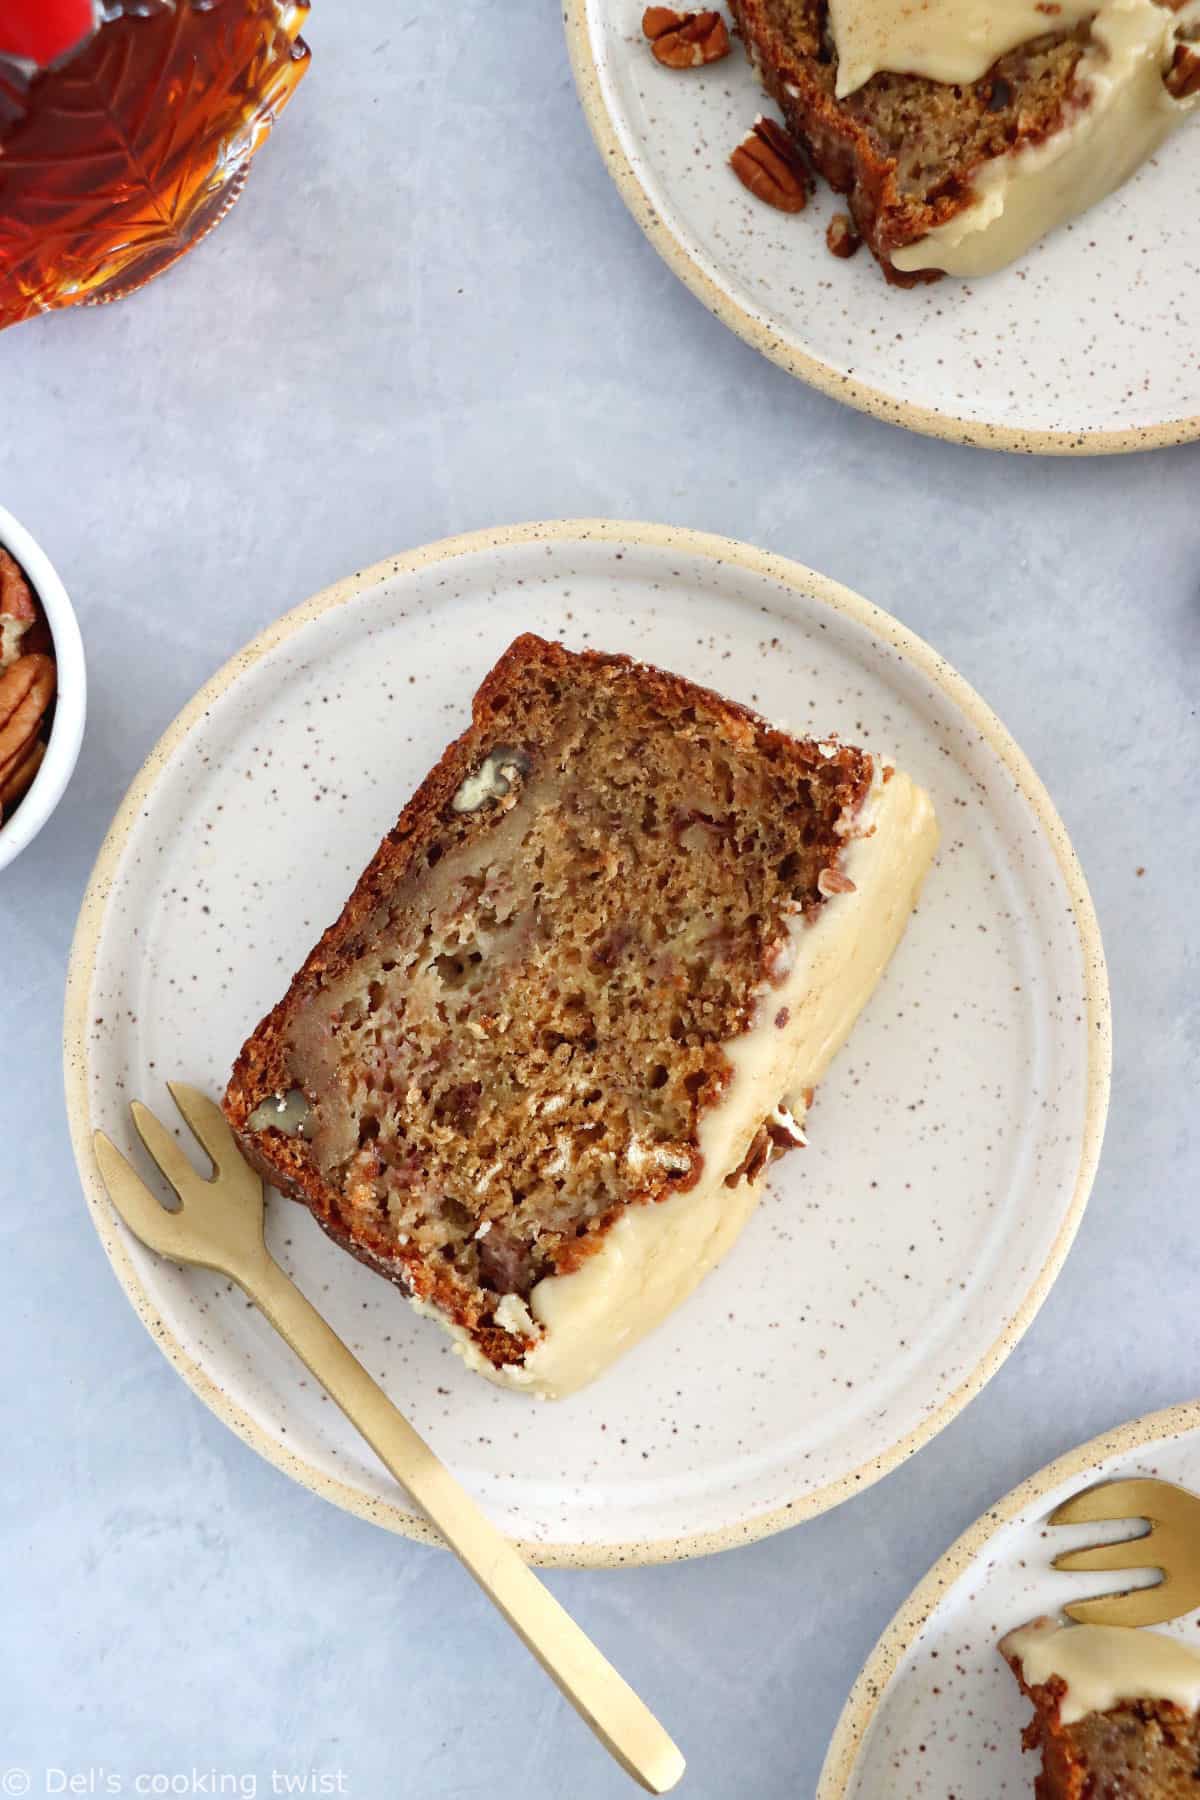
[247,1253,684,1795]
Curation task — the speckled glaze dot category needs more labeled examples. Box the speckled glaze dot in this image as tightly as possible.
[564,4,1200,453]
[821,1402,1200,1797]
[64,522,1110,1567]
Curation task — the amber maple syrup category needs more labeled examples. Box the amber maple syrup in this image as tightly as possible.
[0,0,310,329]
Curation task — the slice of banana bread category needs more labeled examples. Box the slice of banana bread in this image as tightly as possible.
[224,634,937,1395]
[1002,1619,1200,1797]
[729,0,1200,282]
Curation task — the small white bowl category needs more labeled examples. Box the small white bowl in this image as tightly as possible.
[0,503,86,873]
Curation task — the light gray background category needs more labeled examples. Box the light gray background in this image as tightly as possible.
[2,6,1197,1797]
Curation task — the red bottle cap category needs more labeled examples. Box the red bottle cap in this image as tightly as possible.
[0,0,97,68]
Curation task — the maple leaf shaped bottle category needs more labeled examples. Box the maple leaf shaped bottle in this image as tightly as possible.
[0,0,310,330]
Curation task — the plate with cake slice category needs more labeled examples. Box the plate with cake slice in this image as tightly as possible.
[65,519,1109,1563]
[564,2,1200,452]
[820,1402,1200,1798]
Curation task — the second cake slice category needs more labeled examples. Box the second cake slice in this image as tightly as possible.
[224,634,937,1396]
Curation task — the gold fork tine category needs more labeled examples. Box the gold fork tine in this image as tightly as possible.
[1063,1586,1178,1629]
[167,1081,245,1175]
[1051,1480,1167,1527]
[94,1130,187,1260]
[130,1099,209,1202]
[1053,1535,1156,1577]
[166,1082,263,1211]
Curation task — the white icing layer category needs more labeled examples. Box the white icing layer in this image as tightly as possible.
[830,0,1096,95]
[437,762,937,1399]
[893,0,1200,277]
[1003,1618,1200,1726]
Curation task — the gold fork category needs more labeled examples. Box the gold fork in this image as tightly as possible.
[94,1083,685,1796]
[1050,1479,1200,1627]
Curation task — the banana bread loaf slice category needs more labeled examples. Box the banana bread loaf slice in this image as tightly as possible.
[730,0,1200,282]
[1002,1619,1200,1797]
[224,634,937,1396]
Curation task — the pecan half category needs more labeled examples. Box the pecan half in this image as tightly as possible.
[0,548,36,671]
[643,8,731,67]
[826,212,862,259]
[1165,42,1200,99]
[730,117,809,213]
[0,653,55,777]
[0,734,45,818]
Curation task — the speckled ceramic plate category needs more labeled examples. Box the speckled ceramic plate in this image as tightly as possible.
[565,4,1200,453]
[820,1402,1200,1796]
[65,521,1109,1566]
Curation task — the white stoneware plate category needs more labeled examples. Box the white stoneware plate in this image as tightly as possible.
[820,1402,1200,1796]
[564,4,1200,454]
[65,520,1110,1566]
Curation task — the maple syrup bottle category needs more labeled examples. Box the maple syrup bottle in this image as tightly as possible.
[0,0,310,331]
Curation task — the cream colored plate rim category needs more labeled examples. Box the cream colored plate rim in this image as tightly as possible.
[562,4,1200,457]
[817,1399,1200,1795]
[63,518,1112,1568]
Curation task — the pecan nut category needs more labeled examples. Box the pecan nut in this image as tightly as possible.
[0,733,45,818]
[642,8,731,67]
[730,116,810,212]
[1165,42,1200,99]
[0,547,37,670]
[0,652,55,777]
[826,211,862,259]
[724,1124,772,1188]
